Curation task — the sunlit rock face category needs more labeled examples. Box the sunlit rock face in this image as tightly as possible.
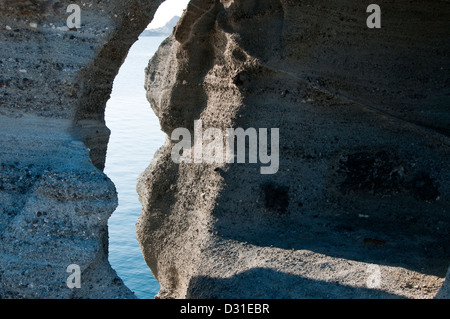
[138,0,450,299]
[1,0,448,300]
[0,0,163,298]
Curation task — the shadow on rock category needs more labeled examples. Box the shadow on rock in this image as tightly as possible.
[186,267,403,299]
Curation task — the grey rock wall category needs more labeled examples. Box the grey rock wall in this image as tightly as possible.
[0,0,162,298]
[138,0,450,298]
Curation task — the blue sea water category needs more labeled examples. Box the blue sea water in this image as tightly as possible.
[104,36,167,299]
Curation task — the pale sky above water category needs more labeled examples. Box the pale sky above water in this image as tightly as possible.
[147,0,191,29]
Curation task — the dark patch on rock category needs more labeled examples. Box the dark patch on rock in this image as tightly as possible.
[337,150,405,196]
[406,171,440,202]
[232,48,247,62]
[261,183,289,214]
[233,71,250,87]
[337,151,440,202]
[364,238,387,246]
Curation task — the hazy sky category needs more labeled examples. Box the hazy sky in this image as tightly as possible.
[147,0,190,29]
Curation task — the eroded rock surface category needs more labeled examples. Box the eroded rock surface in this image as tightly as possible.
[0,0,163,298]
[1,0,448,300]
[138,0,450,298]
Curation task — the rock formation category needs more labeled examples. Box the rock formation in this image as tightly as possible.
[138,0,450,298]
[141,15,181,37]
[0,0,163,298]
[0,0,448,299]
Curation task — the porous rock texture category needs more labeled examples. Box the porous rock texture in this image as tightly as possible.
[137,0,450,298]
[1,0,449,300]
[0,0,163,298]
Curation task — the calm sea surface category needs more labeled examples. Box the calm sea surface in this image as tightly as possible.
[104,36,167,299]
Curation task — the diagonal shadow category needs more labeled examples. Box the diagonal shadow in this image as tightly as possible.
[186,267,404,299]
